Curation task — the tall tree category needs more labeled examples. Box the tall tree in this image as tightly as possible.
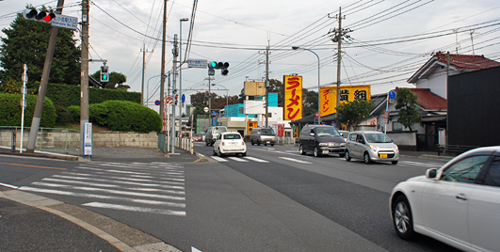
[302,89,318,116]
[395,88,421,131]
[0,6,80,88]
[336,99,375,131]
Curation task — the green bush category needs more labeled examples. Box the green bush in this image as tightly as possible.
[55,105,71,125]
[0,93,56,127]
[46,83,141,107]
[67,105,80,123]
[68,100,161,132]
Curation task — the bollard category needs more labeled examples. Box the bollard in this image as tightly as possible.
[11,131,16,152]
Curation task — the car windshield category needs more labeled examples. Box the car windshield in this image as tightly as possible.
[213,127,227,134]
[314,127,339,137]
[224,134,241,140]
[364,133,392,143]
[261,129,275,135]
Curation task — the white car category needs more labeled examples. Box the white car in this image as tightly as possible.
[213,132,247,157]
[390,146,500,252]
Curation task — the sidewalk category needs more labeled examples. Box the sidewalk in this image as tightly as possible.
[0,146,200,252]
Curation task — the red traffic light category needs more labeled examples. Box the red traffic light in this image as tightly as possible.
[44,13,56,22]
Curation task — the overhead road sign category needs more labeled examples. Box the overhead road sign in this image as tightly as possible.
[188,59,207,68]
[51,15,78,29]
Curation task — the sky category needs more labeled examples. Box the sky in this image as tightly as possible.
[1,0,500,108]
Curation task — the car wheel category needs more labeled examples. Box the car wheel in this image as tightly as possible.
[251,140,254,146]
[314,146,321,157]
[264,144,267,146]
[392,195,414,240]
[206,142,209,146]
[392,160,399,165]
[363,152,371,164]
[345,151,351,161]
[213,149,218,156]
[299,145,305,155]
[219,148,225,157]
[257,141,261,146]
[242,152,247,157]
[271,144,274,146]
[339,153,345,157]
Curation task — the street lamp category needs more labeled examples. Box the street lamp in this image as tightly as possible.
[292,46,321,124]
[212,83,229,118]
[146,75,161,106]
[179,18,189,136]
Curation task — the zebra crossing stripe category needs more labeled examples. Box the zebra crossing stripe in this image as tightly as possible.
[82,202,186,216]
[211,156,228,162]
[228,157,248,162]
[243,157,269,163]
[279,157,312,164]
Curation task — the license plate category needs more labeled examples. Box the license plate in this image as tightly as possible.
[380,154,387,158]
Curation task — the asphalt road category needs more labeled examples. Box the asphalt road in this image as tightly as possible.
[0,144,461,252]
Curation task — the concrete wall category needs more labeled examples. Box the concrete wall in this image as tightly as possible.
[386,131,417,149]
[0,128,158,149]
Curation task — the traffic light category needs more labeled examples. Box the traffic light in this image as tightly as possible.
[210,61,229,76]
[23,9,56,23]
[174,94,179,105]
[207,63,215,76]
[100,66,109,82]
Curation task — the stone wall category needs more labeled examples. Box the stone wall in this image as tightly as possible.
[0,128,158,149]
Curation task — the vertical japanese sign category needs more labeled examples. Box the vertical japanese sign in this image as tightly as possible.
[83,122,92,158]
[319,85,371,115]
[283,75,303,120]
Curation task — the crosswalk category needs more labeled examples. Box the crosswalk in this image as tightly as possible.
[19,162,186,216]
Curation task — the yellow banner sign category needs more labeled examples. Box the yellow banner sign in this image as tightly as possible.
[283,75,303,120]
[320,85,371,115]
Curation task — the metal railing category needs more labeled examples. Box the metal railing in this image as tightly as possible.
[0,126,80,155]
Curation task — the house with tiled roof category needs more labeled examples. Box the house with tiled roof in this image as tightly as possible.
[365,52,500,150]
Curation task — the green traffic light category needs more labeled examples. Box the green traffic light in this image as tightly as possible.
[210,61,217,68]
[103,74,108,80]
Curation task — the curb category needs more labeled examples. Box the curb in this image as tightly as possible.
[0,187,182,252]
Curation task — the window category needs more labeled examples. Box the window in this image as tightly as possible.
[224,134,241,139]
[484,157,500,187]
[392,121,403,131]
[349,134,357,141]
[440,155,489,183]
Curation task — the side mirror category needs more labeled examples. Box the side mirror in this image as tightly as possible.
[426,168,437,179]
[309,133,315,136]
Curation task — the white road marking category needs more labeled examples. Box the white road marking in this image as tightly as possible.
[399,161,441,168]
[279,157,312,164]
[18,186,186,208]
[243,157,269,163]
[211,156,228,162]
[82,202,186,216]
[228,157,248,162]
[35,180,185,195]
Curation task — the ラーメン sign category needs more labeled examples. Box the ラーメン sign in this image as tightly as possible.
[283,75,303,120]
[319,85,371,115]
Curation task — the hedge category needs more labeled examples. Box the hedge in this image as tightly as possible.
[0,93,56,127]
[46,83,141,107]
[69,100,161,132]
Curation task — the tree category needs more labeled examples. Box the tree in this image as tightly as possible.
[0,6,80,88]
[336,99,375,131]
[395,88,421,132]
[302,89,318,116]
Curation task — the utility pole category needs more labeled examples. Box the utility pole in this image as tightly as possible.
[265,43,270,127]
[160,0,167,123]
[141,43,152,106]
[80,0,90,157]
[26,0,65,153]
[335,7,343,129]
[171,34,178,151]
[329,7,351,129]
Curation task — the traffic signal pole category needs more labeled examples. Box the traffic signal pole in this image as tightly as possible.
[26,0,65,153]
[80,0,90,157]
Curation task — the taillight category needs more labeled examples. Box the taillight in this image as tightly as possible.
[222,142,225,146]
[242,142,245,146]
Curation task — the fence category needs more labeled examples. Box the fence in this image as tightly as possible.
[0,126,80,155]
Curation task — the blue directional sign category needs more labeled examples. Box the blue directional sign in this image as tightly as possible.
[212,111,217,116]
[212,117,217,126]
[389,90,397,99]
[181,94,185,103]
[51,15,78,29]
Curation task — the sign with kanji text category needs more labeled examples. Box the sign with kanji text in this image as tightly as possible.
[51,15,78,29]
[319,85,371,115]
[283,75,303,120]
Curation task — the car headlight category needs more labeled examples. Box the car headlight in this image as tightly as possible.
[319,143,328,146]
[340,143,346,147]
[394,145,399,152]
[370,145,378,152]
